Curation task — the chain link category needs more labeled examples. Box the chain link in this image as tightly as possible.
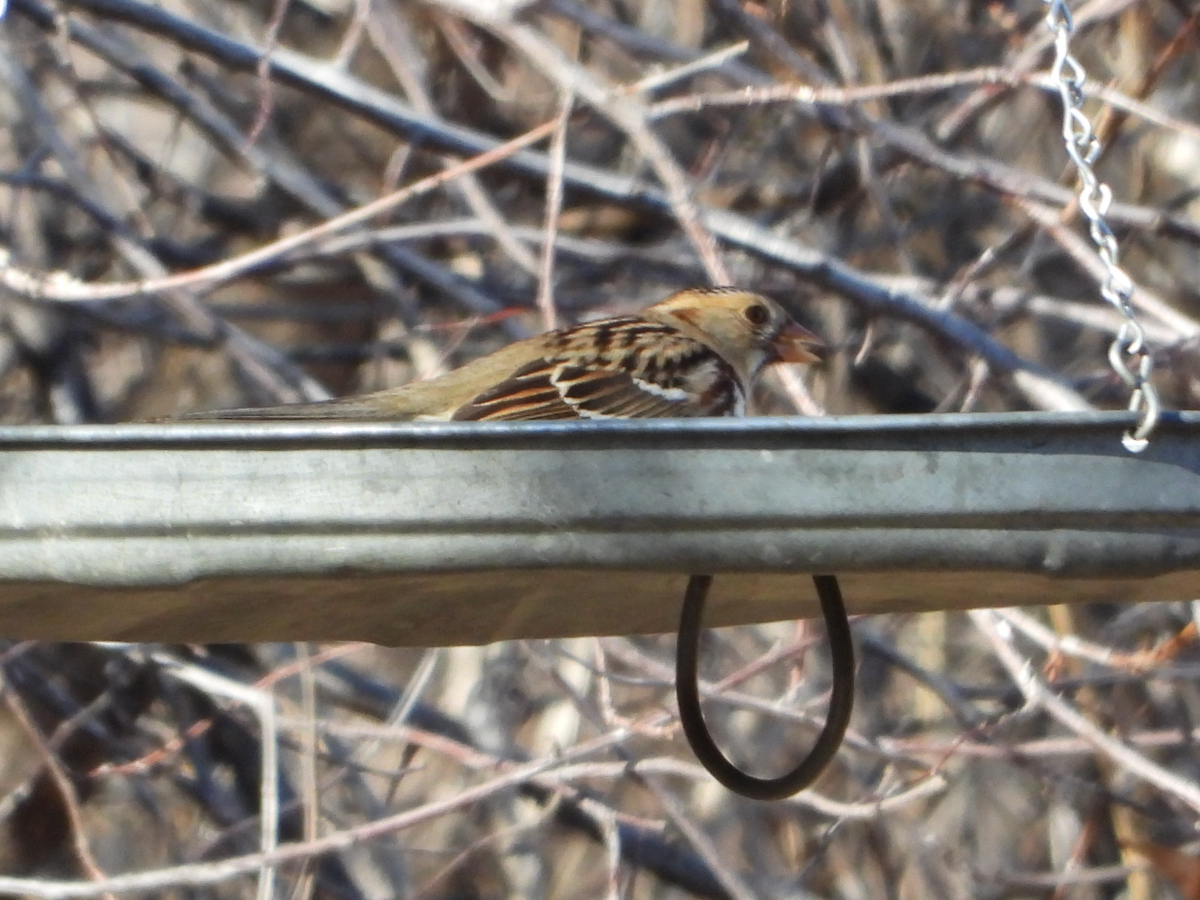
[1042,0,1160,452]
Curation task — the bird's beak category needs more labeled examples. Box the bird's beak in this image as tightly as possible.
[771,321,824,364]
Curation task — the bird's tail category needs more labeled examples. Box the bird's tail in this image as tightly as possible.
[171,397,411,421]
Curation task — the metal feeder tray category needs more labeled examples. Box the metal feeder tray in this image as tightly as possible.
[1,410,1198,645]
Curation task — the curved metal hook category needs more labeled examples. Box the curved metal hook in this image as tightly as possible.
[675,574,856,801]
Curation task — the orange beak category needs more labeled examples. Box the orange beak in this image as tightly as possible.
[771,321,824,364]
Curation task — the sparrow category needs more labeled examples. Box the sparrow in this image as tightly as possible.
[184,288,822,422]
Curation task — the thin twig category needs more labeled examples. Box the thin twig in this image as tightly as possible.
[2,684,117,900]
[429,0,731,284]
[0,121,557,304]
[536,92,573,330]
[970,609,1200,815]
[143,650,281,900]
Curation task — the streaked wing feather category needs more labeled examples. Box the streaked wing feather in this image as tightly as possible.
[452,359,577,421]
[558,368,688,419]
[453,362,700,421]
[451,317,743,421]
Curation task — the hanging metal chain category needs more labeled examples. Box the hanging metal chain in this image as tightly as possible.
[1042,0,1160,452]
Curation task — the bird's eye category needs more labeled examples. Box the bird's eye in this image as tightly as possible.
[743,303,770,327]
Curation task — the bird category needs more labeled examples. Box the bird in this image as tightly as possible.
[183,288,822,422]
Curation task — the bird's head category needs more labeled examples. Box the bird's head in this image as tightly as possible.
[645,288,823,384]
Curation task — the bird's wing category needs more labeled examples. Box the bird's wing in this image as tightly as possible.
[452,319,744,421]
[451,359,690,420]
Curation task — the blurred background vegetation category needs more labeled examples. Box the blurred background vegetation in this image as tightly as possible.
[0,0,1198,897]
